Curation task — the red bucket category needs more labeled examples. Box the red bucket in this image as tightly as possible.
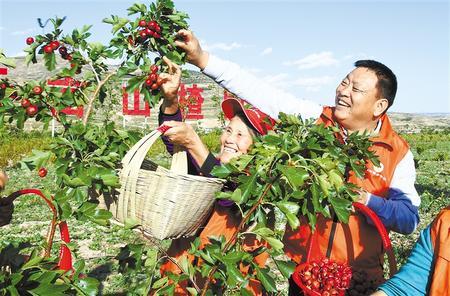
[292,202,397,296]
[292,258,350,296]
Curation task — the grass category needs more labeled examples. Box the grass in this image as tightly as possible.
[0,128,448,294]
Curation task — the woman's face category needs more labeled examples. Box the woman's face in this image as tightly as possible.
[219,116,254,164]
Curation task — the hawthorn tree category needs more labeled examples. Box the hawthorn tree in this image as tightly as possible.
[0,0,380,295]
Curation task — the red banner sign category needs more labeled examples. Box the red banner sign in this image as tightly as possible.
[122,86,150,116]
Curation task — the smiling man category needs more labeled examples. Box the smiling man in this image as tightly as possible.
[175,29,421,291]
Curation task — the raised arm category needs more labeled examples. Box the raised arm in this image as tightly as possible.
[175,29,322,120]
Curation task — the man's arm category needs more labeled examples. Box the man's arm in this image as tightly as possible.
[366,150,420,234]
[175,30,322,120]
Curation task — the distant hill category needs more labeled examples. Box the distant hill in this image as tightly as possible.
[3,56,449,133]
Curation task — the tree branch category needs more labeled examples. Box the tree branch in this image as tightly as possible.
[82,72,115,126]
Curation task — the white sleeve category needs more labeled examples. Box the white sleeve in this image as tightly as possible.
[202,54,323,120]
[389,150,421,207]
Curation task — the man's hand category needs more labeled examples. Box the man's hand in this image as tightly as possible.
[357,189,369,205]
[175,29,209,70]
[159,56,182,114]
[0,171,8,191]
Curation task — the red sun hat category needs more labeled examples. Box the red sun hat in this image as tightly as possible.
[221,97,275,135]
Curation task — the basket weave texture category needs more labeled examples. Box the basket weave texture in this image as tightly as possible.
[102,126,224,240]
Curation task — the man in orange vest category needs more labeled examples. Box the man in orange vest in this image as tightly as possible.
[175,30,420,292]
[372,205,449,296]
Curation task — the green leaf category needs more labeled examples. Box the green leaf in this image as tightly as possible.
[29,283,70,296]
[211,164,232,178]
[125,76,143,93]
[274,259,296,278]
[278,165,308,188]
[152,277,168,289]
[329,196,352,223]
[264,237,284,252]
[276,201,300,230]
[226,262,245,286]
[124,217,140,229]
[77,277,99,296]
[256,267,277,292]
[230,188,242,203]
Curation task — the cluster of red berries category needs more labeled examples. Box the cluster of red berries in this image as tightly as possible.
[21,86,43,117]
[297,258,352,296]
[26,37,72,60]
[144,65,163,90]
[138,19,161,40]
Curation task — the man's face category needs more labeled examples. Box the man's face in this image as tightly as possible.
[334,67,383,132]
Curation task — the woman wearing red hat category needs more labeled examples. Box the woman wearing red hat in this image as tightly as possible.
[156,57,275,295]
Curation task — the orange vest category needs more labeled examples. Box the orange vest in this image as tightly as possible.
[283,106,410,277]
[429,206,450,295]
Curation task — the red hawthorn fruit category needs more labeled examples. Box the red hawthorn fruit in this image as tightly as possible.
[26,105,38,117]
[149,73,157,82]
[139,30,148,39]
[50,40,60,50]
[153,32,161,39]
[156,76,164,86]
[38,167,48,178]
[21,98,31,108]
[147,20,157,29]
[154,24,161,33]
[50,107,58,117]
[26,37,35,45]
[144,28,152,35]
[138,19,147,27]
[150,65,158,73]
[32,86,43,95]
[0,83,6,89]
[66,54,73,61]
[59,46,67,55]
[43,45,53,54]
[145,79,153,86]
[151,83,159,90]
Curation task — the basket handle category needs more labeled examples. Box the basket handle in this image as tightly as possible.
[118,124,188,222]
[305,202,397,277]
[5,189,73,271]
[157,125,188,174]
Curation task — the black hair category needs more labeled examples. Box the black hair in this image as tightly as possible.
[354,60,397,110]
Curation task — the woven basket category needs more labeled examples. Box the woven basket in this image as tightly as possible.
[101,125,225,240]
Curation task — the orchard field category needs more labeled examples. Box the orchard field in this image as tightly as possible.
[0,125,448,295]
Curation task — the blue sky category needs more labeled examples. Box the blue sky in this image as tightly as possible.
[1,0,449,113]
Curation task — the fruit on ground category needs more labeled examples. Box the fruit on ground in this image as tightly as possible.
[38,167,48,178]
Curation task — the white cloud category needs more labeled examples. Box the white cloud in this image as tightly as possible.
[260,47,272,56]
[202,41,242,52]
[11,51,26,57]
[11,28,35,36]
[293,75,335,92]
[242,67,262,74]
[261,73,291,89]
[284,51,339,70]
